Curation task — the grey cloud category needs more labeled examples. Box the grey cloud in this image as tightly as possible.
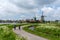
[52,0,60,7]
[34,0,56,5]
[15,4,36,9]
[9,0,36,9]
[9,0,56,10]
[0,0,58,20]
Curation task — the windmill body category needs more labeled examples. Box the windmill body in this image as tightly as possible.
[41,11,45,23]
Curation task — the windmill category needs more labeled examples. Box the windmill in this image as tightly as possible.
[41,11,46,23]
[33,12,37,21]
[34,16,36,21]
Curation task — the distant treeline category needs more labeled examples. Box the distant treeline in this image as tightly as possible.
[0,20,21,23]
[0,20,60,23]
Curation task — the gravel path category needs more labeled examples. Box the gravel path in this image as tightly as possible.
[13,27,48,40]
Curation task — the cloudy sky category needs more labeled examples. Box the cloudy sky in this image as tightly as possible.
[0,0,60,21]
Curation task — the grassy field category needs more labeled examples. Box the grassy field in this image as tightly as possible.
[0,24,26,40]
[23,23,60,40]
[0,23,60,40]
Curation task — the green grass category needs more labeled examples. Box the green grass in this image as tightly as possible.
[23,23,60,40]
[0,24,26,40]
[0,23,60,40]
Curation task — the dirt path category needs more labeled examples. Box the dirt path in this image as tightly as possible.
[13,27,48,40]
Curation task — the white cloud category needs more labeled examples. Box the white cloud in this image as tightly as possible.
[0,0,59,20]
[41,6,60,20]
[53,7,60,17]
[41,7,54,13]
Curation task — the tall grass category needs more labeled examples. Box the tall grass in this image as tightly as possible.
[0,24,26,40]
[23,23,60,40]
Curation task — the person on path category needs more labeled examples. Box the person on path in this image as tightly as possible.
[19,25,21,30]
[14,25,16,30]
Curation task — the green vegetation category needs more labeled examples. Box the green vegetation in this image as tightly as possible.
[23,23,60,40]
[0,23,60,40]
[0,24,26,40]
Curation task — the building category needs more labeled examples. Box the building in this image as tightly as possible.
[41,11,45,23]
